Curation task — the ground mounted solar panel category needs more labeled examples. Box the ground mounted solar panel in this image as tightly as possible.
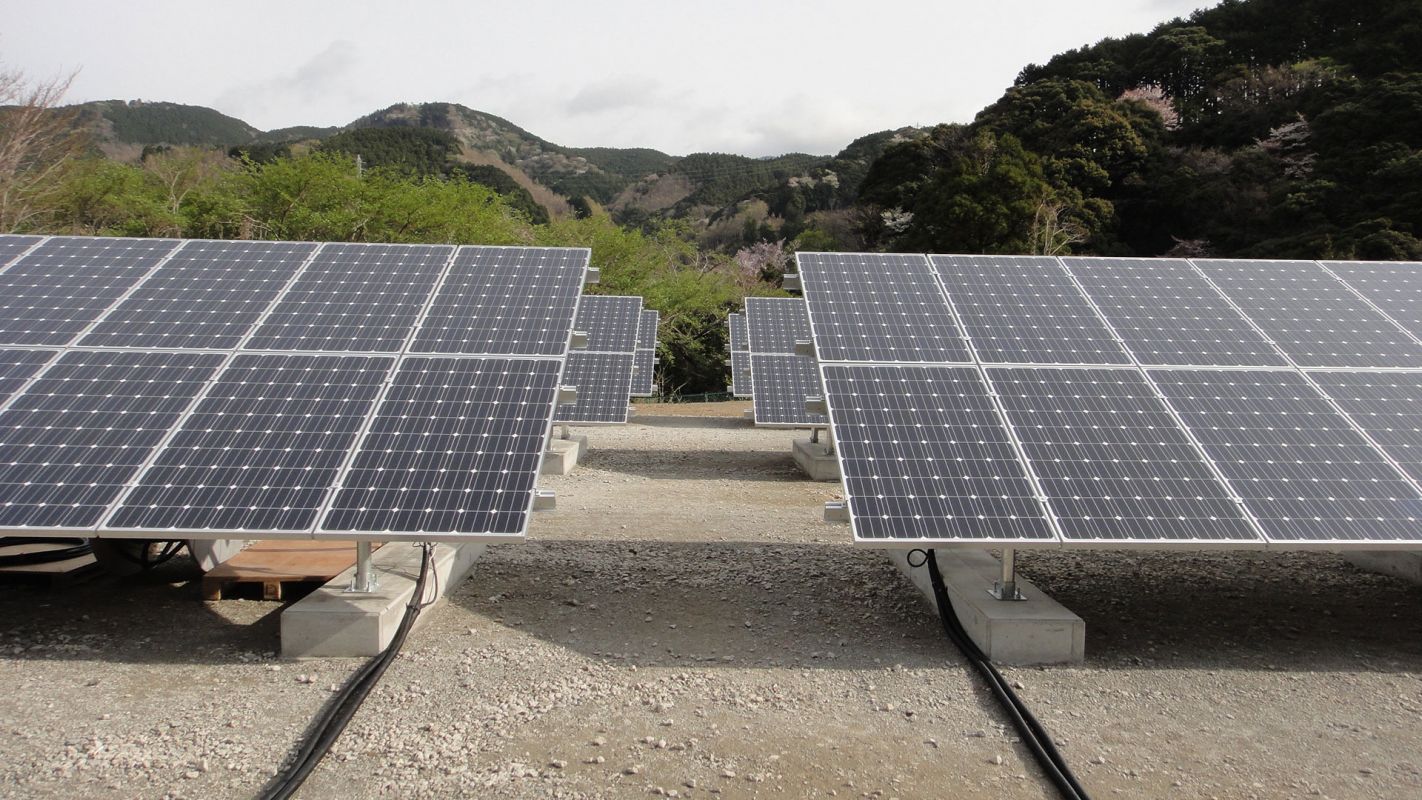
[744,296,812,354]
[555,351,636,425]
[931,255,1130,366]
[1063,257,1288,368]
[246,243,453,352]
[1320,260,1422,343]
[574,295,643,353]
[821,364,1056,545]
[797,252,971,363]
[630,310,659,397]
[0,237,590,543]
[749,354,826,428]
[727,313,751,397]
[988,367,1261,545]
[0,236,182,346]
[1150,369,1422,546]
[1193,258,1422,368]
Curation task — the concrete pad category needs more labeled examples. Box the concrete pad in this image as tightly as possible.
[541,434,588,475]
[1345,551,1422,585]
[887,549,1085,666]
[792,438,840,481]
[281,542,486,658]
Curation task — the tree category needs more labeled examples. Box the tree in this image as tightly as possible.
[0,64,85,232]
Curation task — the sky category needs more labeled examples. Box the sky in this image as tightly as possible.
[3,0,1213,158]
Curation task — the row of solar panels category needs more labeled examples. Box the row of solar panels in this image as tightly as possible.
[794,253,1422,549]
[725,299,827,428]
[556,295,659,425]
[0,235,597,541]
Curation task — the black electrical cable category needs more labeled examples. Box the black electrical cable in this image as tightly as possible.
[0,536,93,567]
[911,548,1092,800]
[257,543,437,800]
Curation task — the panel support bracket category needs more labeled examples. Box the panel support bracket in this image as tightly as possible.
[346,541,379,594]
[988,547,1026,601]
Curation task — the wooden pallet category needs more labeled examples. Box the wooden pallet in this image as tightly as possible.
[201,540,380,601]
[0,542,102,588]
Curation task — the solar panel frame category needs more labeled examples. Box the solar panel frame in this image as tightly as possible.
[744,296,812,354]
[574,295,643,353]
[749,353,827,428]
[930,255,1131,366]
[554,351,636,425]
[1063,256,1289,368]
[727,313,751,397]
[630,310,659,397]
[820,362,1059,547]
[797,252,972,363]
[1192,258,1422,369]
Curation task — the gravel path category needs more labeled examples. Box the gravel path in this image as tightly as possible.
[2,402,1420,799]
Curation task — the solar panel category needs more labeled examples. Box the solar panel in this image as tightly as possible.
[797,252,971,363]
[411,246,586,355]
[1312,371,1422,487]
[322,357,562,537]
[728,312,749,352]
[79,240,317,350]
[822,363,1055,544]
[744,296,811,354]
[0,235,43,267]
[574,295,642,353]
[1193,259,1422,368]
[1150,369,1422,544]
[930,255,1129,365]
[1063,257,1287,367]
[988,367,1260,543]
[630,310,659,397]
[246,243,452,352]
[1320,260,1422,342]
[0,236,181,346]
[0,351,224,529]
[106,354,393,533]
[749,354,827,427]
[728,313,752,397]
[0,349,55,404]
[555,351,636,424]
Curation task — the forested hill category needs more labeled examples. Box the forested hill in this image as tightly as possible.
[858,0,1422,259]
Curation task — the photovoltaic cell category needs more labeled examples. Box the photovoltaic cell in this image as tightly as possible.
[575,295,642,353]
[0,235,43,267]
[931,255,1129,365]
[744,297,811,354]
[80,240,317,349]
[1064,257,1287,367]
[0,351,223,528]
[0,237,181,346]
[1312,371,1422,487]
[750,353,826,427]
[554,351,635,424]
[989,367,1259,543]
[630,310,659,397]
[411,247,586,356]
[107,354,393,532]
[1194,259,1422,368]
[0,349,55,404]
[797,253,970,363]
[1150,369,1422,543]
[822,364,1054,543]
[1321,260,1422,342]
[246,243,452,352]
[322,357,561,536]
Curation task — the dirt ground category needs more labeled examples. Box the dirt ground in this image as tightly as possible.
[2,402,1421,799]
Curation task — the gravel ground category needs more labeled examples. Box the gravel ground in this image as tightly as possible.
[2,401,1421,799]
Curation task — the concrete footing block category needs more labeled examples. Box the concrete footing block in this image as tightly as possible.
[1345,551,1422,585]
[792,438,841,481]
[743,409,755,421]
[887,549,1085,665]
[281,542,486,658]
[541,434,588,475]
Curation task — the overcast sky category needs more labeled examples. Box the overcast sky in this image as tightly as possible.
[4,0,1211,157]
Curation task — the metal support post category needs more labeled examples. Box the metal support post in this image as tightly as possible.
[988,547,1025,601]
[347,541,378,593]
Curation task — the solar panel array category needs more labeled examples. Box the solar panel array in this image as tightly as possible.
[0,235,589,542]
[741,297,826,427]
[630,310,659,397]
[554,295,642,425]
[797,251,1422,549]
[726,313,751,398]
